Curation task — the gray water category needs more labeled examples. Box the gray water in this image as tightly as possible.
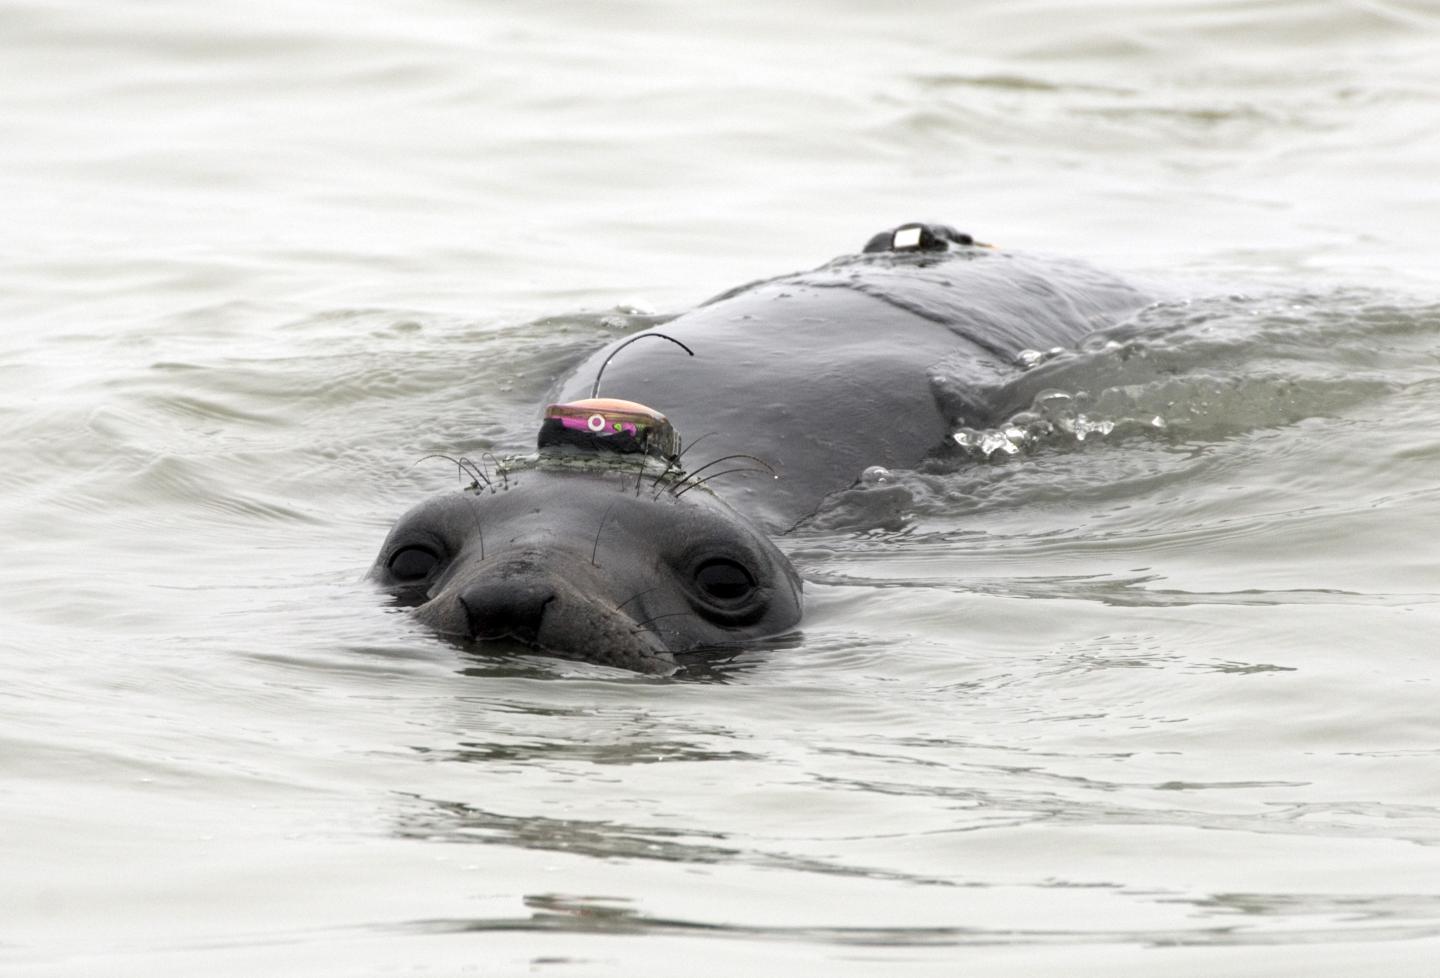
[4,1,1440,975]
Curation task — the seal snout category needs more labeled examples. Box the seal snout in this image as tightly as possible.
[458,576,556,644]
[440,558,678,674]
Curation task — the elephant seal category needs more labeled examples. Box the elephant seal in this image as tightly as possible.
[372,223,1149,673]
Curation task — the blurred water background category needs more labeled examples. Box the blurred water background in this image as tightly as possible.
[4,0,1440,974]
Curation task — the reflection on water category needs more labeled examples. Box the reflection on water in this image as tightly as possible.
[405,892,1440,948]
[397,795,966,887]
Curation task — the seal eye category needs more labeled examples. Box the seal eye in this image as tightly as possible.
[388,545,440,583]
[694,558,756,604]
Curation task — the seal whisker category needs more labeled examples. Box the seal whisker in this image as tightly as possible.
[410,453,492,490]
[457,456,492,489]
[646,433,721,495]
[630,610,699,631]
[473,454,495,487]
[615,585,661,613]
[672,466,778,498]
[669,454,776,494]
[591,501,618,567]
[674,432,717,463]
[648,454,691,498]
[480,452,507,490]
[669,455,779,498]
[590,332,695,399]
[407,453,458,472]
[470,500,485,562]
[633,442,648,497]
[648,462,680,500]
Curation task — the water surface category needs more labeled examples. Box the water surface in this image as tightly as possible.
[4,1,1440,974]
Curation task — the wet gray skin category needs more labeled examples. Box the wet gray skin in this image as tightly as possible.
[371,468,803,674]
[552,241,1150,532]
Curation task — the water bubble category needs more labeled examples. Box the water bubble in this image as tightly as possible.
[952,426,1023,458]
[1016,346,1067,369]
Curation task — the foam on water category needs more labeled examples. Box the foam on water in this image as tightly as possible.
[944,291,1440,460]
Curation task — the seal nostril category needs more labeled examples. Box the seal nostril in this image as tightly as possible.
[458,580,557,644]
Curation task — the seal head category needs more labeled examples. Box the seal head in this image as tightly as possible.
[371,399,802,673]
